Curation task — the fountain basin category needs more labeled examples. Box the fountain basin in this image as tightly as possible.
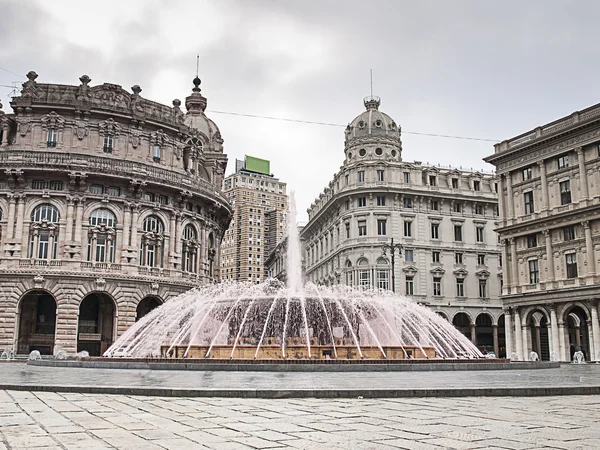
[163,344,435,360]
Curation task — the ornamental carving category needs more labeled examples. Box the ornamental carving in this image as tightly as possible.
[98,118,122,136]
[40,111,66,130]
[129,128,142,148]
[74,120,89,140]
[16,115,32,137]
[151,130,168,146]
[21,71,40,98]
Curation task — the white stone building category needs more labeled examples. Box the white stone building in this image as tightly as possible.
[0,71,231,356]
[485,102,600,362]
[301,96,505,355]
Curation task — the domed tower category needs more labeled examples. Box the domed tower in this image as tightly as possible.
[343,96,402,165]
[0,71,232,357]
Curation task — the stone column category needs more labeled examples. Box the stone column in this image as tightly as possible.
[504,309,513,359]
[558,322,568,361]
[174,213,182,254]
[470,324,477,345]
[501,239,510,292]
[550,306,561,361]
[591,301,600,362]
[544,230,554,282]
[130,204,140,251]
[522,322,529,359]
[583,221,596,277]
[121,203,131,248]
[514,308,523,360]
[90,234,97,262]
[492,324,499,357]
[65,197,74,242]
[6,194,16,239]
[169,212,176,256]
[510,238,518,289]
[497,177,505,220]
[74,198,84,243]
[48,233,55,260]
[15,194,26,242]
[576,147,589,200]
[538,160,549,210]
[506,172,515,220]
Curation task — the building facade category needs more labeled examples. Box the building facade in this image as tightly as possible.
[221,158,288,283]
[485,103,600,362]
[301,96,505,355]
[0,71,231,356]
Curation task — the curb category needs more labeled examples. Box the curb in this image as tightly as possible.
[27,359,561,372]
[1,383,600,398]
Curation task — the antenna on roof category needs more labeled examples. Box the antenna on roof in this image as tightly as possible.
[196,54,199,78]
[370,69,373,97]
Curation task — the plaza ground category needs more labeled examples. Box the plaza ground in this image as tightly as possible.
[1,390,599,449]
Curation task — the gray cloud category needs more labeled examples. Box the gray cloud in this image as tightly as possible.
[2,0,600,219]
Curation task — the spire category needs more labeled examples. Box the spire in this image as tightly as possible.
[185,55,207,113]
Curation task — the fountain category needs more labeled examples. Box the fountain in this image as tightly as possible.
[105,193,482,361]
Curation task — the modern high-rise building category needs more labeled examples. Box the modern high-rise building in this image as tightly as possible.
[300,96,505,356]
[485,102,600,362]
[221,156,288,283]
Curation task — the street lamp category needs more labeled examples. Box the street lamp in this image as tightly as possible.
[381,238,403,293]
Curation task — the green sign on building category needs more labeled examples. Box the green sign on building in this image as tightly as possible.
[245,155,270,175]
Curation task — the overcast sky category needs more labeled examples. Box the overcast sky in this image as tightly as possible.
[1,0,599,221]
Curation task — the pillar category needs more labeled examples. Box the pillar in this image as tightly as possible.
[583,221,596,277]
[169,213,176,256]
[65,197,74,241]
[48,233,55,260]
[505,172,515,220]
[90,234,97,263]
[130,204,139,251]
[6,194,16,239]
[174,214,182,254]
[15,194,26,242]
[74,198,84,243]
[591,302,600,361]
[470,324,477,345]
[576,147,589,200]
[558,322,568,361]
[544,230,554,282]
[504,309,513,359]
[539,160,549,210]
[497,177,505,220]
[510,238,518,288]
[550,306,561,361]
[493,324,499,357]
[522,322,529,359]
[501,240,510,292]
[514,308,523,360]
[122,203,131,248]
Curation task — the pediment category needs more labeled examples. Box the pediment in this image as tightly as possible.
[402,265,418,275]
[430,267,446,276]
[453,268,468,279]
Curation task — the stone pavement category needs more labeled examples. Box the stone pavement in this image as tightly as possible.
[1,363,600,398]
[1,390,599,449]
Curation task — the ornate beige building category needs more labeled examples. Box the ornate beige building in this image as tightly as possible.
[485,103,600,361]
[0,71,231,356]
[301,96,505,356]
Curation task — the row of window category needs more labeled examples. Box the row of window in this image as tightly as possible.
[523,180,572,215]
[27,204,212,271]
[527,253,578,284]
[353,219,486,243]
[519,148,600,183]
[344,269,489,298]
[341,170,487,191]
[347,195,496,216]
[523,225,577,249]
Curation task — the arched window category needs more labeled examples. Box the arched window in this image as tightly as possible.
[376,258,389,290]
[184,138,203,172]
[140,215,164,267]
[87,208,116,263]
[346,260,353,286]
[358,258,370,288]
[89,209,116,228]
[29,204,60,259]
[181,224,198,273]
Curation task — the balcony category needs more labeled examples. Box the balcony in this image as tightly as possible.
[19,259,62,267]
[80,262,122,272]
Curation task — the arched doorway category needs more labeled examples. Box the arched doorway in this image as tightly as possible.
[77,293,116,356]
[497,314,507,358]
[17,290,57,355]
[452,312,471,340]
[136,296,162,322]
[565,306,590,361]
[475,313,494,355]
[529,311,550,361]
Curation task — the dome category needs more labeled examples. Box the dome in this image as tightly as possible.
[183,77,224,152]
[345,96,401,143]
